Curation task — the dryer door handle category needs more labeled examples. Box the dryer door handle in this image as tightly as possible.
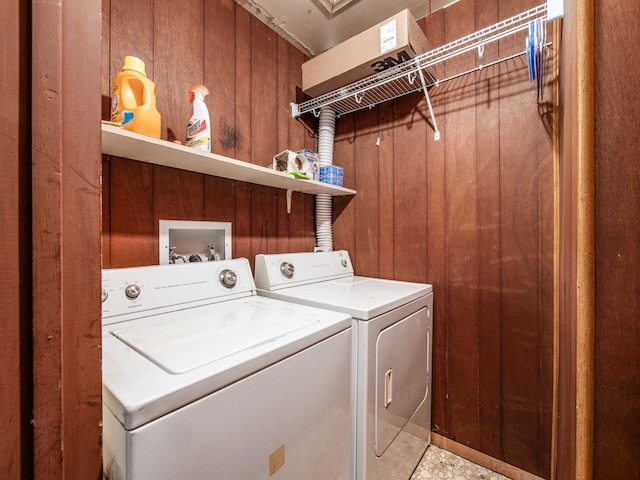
[384,368,393,409]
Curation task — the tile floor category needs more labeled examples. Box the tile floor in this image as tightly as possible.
[410,445,511,480]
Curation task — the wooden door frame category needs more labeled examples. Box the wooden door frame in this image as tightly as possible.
[31,0,103,477]
[556,0,595,478]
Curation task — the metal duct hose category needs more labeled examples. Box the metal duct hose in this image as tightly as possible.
[316,107,336,252]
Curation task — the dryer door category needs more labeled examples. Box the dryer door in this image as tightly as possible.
[374,308,429,455]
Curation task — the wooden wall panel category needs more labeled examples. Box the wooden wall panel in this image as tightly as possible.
[108,158,155,267]
[154,0,204,140]
[1,1,32,478]
[99,0,556,477]
[377,102,395,280]
[333,114,356,256]
[32,0,103,477]
[102,0,317,272]
[338,0,553,475]
[353,108,380,277]
[287,47,315,254]
[249,17,279,263]
[594,0,640,478]
[443,0,480,448]
[424,8,448,439]
[206,0,237,157]
[475,0,502,461]
[392,92,428,283]
[233,7,253,261]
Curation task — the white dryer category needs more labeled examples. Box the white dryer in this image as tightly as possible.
[254,251,433,480]
[102,258,352,480]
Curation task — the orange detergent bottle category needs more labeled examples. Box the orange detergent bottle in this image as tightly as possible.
[110,56,161,138]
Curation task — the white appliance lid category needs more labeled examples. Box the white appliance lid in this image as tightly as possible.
[257,276,431,320]
[110,299,318,374]
[103,296,352,430]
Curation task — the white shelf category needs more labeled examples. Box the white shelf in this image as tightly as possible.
[101,122,356,197]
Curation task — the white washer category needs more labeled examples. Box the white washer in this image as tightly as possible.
[102,258,352,480]
[254,251,433,480]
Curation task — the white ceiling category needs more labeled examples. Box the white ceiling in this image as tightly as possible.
[235,0,458,57]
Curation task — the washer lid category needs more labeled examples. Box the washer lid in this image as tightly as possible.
[110,299,318,374]
[258,276,431,320]
[103,296,352,430]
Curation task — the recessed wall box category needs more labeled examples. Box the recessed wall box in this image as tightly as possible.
[159,220,231,265]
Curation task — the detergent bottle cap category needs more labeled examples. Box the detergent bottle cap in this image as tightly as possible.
[122,56,147,76]
[189,85,209,103]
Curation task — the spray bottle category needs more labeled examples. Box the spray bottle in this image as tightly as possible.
[185,85,211,152]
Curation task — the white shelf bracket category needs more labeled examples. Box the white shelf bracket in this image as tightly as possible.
[286,189,293,214]
[290,102,300,118]
[415,58,440,141]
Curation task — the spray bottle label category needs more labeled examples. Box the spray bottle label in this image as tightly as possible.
[186,119,207,140]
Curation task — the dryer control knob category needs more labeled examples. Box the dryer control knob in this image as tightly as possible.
[124,284,141,299]
[219,269,237,288]
[280,262,295,279]
[101,289,109,303]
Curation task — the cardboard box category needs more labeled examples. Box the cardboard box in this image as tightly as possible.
[302,9,431,98]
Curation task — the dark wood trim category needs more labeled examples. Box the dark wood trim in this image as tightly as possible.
[1,0,33,478]
[432,433,545,480]
[574,0,595,476]
[557,0,596,478]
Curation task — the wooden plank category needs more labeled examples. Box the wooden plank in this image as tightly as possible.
[537,22,556,480]
[32,0,103,477]
[593,0,640,478]
[109,157,155,267]
[287,47,310,253]
[392,90,427,284]
[205,0,237,157]
[424,7,447,438]
[102,156,112,268]
[475,0,502,461]
[353,107,379,276]
[275,37,291,253]
[235,6,252,164]
[101,0,112,120]
[332,114,356,257]
[377,101,394,280]
[249,16,278,262]
[233,6,253,261]
[154,0,203,141]
[153,166,204,225]
[109,0,154,84]
[443,0,479,449]
[0,0,31,477]
[498,0,546,473]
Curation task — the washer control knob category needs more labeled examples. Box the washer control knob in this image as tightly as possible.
[219,269,237,288]
[280,262,295,279]
[101,289,108,303]
[124,284,141,299]
[341,259,348,268]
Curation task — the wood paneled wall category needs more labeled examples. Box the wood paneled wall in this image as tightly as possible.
[593,0,640,478]
[102,0,554,477]
[334,0,554,477]
[101,0,317,269]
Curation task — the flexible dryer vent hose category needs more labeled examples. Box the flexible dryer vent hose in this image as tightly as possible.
[316,107,336,252]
